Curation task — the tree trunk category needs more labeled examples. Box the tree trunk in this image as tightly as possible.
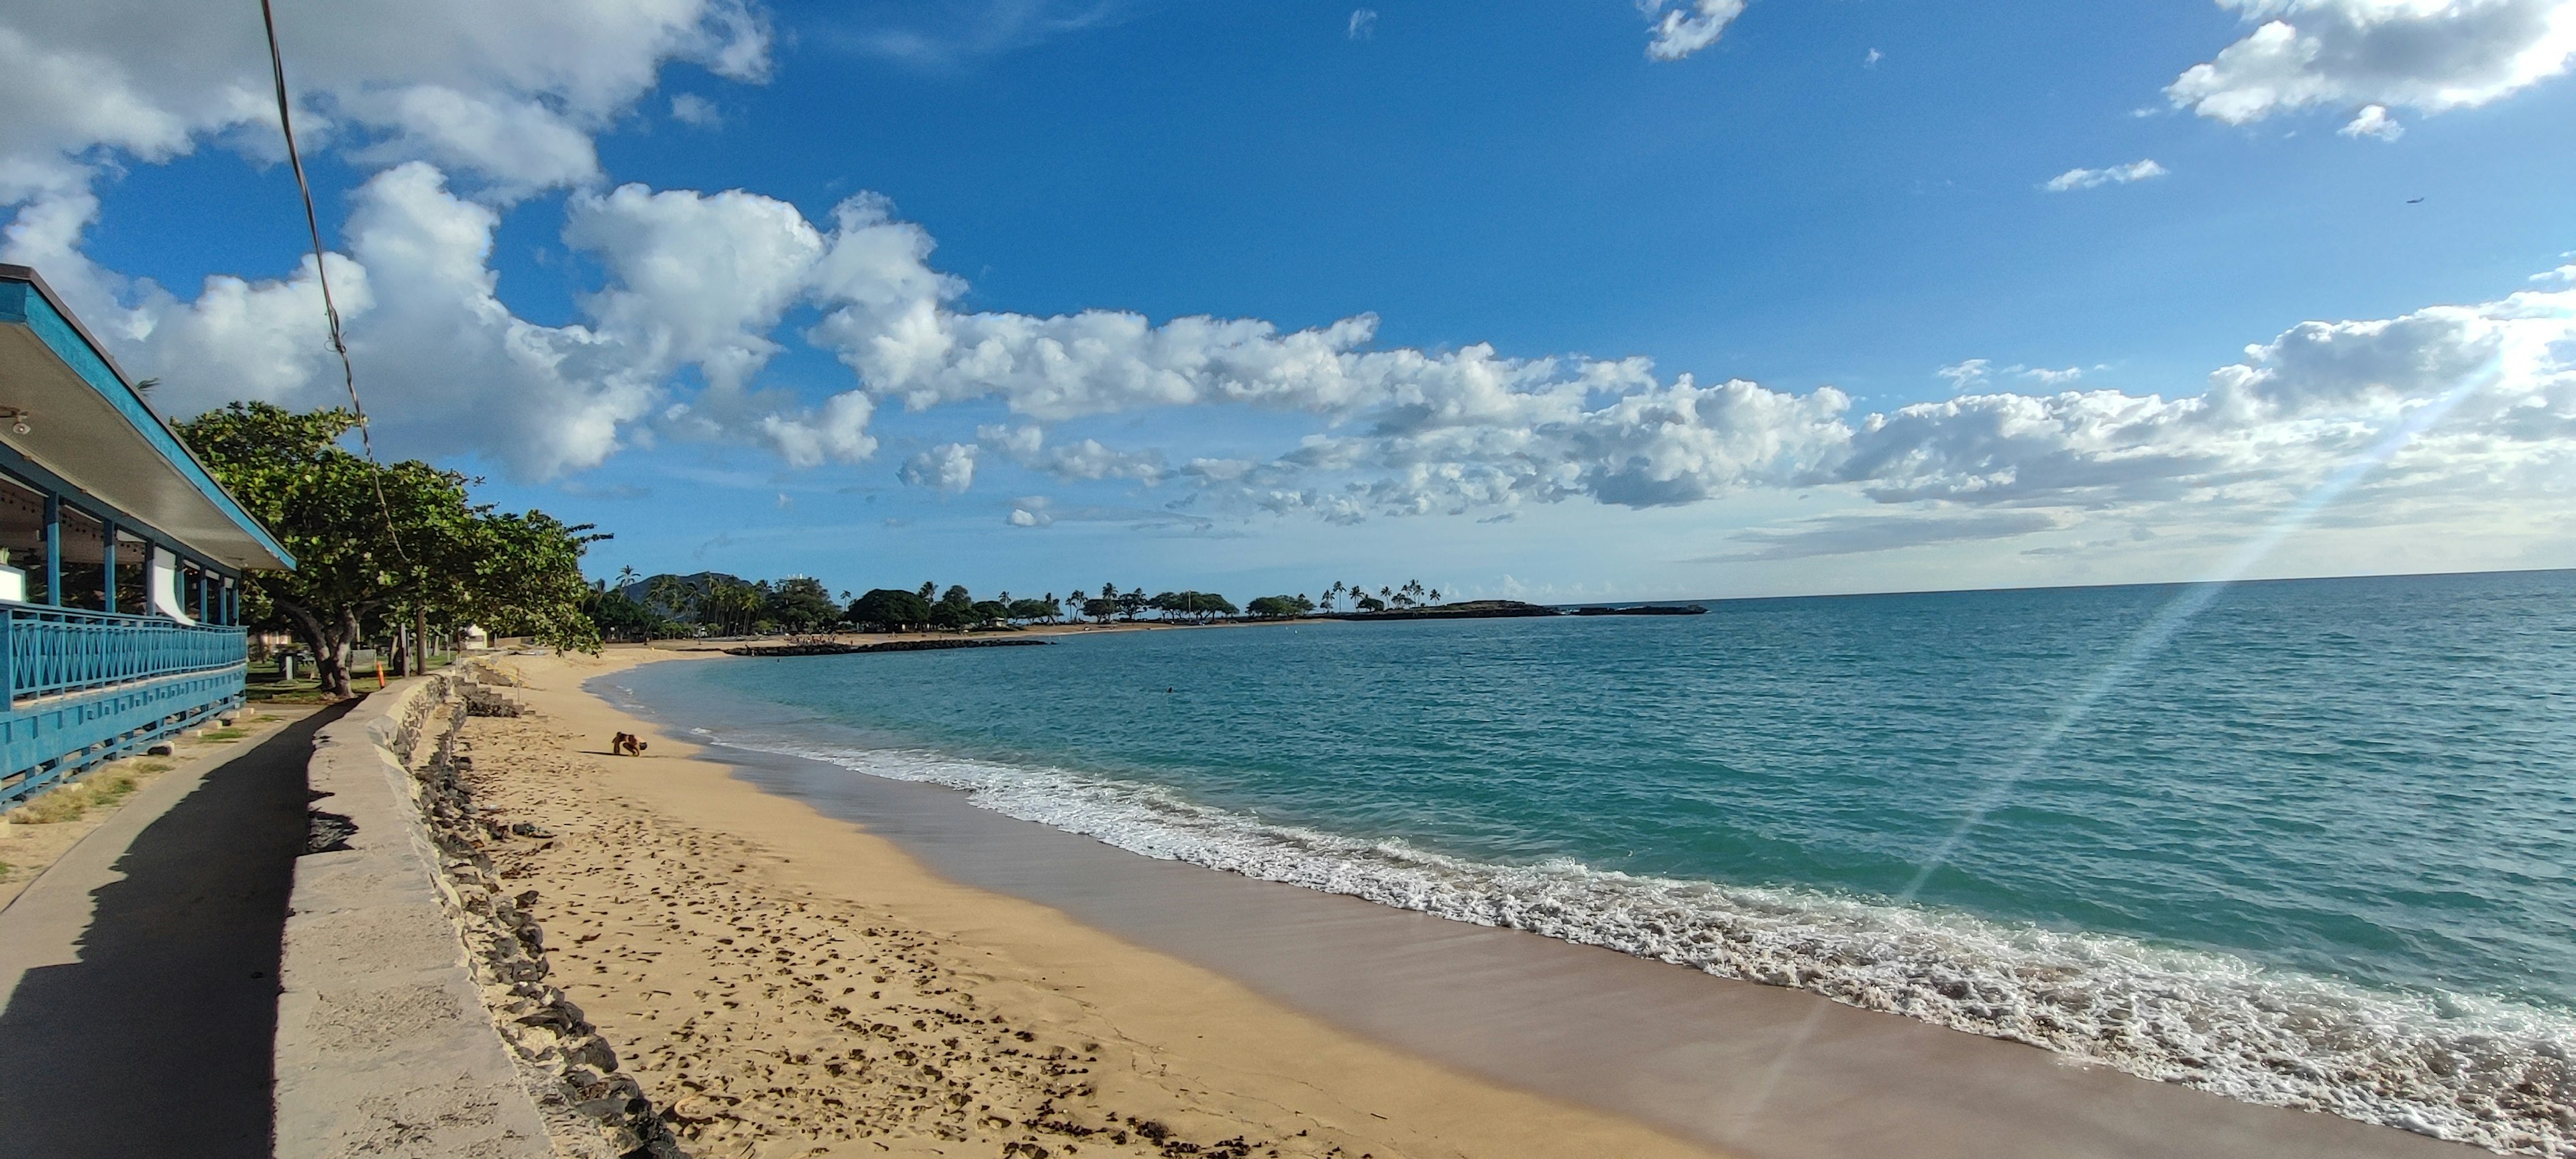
[274,598,351,699]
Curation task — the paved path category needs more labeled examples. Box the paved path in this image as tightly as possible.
[0,705,347,1159]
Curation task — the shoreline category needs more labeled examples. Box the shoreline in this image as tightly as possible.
[464,649,1722,1158]
[590,648,2506,1159]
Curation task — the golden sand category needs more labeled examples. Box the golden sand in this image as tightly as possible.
[454,649,1720,1159]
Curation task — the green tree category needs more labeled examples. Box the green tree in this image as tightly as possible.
[849,588,932,632]
[1246,595,1311,619]
[584,584,672,642]
[178,402,600,697]
[643,573,697,623]
[765,575,840,633]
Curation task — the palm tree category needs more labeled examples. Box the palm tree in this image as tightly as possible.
[614,564,639,590]
[1428,588,1442,604]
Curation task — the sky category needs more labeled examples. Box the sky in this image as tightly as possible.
[3,0,2573,602]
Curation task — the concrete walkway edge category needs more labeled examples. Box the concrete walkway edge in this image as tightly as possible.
[272,675,553,1158]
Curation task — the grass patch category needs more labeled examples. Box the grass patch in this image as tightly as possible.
[5,767,145,825]
[198,728,250,742]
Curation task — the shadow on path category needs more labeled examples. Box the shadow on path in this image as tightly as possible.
[0,703,350,1159]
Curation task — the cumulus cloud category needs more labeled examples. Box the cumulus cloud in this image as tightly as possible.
[670,93,722,127]
[975,425,1169,483]
[2043,159,2168,192]
[0,0,767,206]
[566,182,825,394]
[2341,103,2405,137]
[0,0,782,478]
[900,442,978,493]
[1006,498,1054,527]
[7,0,2571,548]
[2166,0,2576,127]
[1642,0,1750,60]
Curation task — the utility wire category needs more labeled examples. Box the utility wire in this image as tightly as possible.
[258,0,413,569]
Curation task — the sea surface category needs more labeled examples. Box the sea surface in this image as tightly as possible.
[612,569,2576,1155]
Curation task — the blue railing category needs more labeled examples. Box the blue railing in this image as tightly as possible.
[1,603,246,704]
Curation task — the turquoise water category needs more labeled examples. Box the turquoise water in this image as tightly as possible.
[616,569,2576,1154]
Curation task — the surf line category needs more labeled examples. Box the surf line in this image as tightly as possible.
[1721,353,2509,1140]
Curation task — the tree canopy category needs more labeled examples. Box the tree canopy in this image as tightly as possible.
[179,402,602,696]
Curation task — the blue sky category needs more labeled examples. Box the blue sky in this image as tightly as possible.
[7,0,2575,601]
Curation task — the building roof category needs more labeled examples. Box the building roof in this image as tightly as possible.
[0,265,293,572]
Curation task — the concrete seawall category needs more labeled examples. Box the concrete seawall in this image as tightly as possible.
[275,667,677,1158]
[272,671,555,1157]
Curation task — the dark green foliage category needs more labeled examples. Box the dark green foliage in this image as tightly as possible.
[1150,591,1237,620]
[584,587,674,641]
[848,588,933,632]
[1246,594,1313,618]
[178,402,602,696]
[765,575,840,633]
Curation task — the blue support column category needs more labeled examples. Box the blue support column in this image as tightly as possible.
[99,518,115,614]
[42,493,58,606]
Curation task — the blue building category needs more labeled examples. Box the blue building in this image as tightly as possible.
[0,265,294,806]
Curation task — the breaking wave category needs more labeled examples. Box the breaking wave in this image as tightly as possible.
[739,737,2574,1156]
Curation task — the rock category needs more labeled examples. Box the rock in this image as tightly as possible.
[509,821,555,838]
[146,742,176,756]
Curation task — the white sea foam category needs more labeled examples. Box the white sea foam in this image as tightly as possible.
[743,737,2576,1156]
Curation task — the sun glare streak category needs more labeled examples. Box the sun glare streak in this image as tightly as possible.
[1723,359,2505,1136]
[1892,360,2500,905]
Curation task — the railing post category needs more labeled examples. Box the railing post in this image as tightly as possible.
[42,493,58,606]
[99,518,115,615]
[0,608,14,706]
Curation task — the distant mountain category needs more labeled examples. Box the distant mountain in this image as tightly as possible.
[616,571,750,622]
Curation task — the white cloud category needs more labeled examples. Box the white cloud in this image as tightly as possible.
[0,0,768,207]
[2043,159,2168,192]
[761,391,879,468]
[0,0,778,478]
[1642,0,1750,61]
[1865,48,1884,68]
[670,93,722,127]
[566,182,825,394]
[8,3,2571,550]
[1939,360,2084,391]
[1006,500,1054,527]
[975,425,1169,482]
[2339,103,2404,138]
[2167,0,2576,127]
[1704,510,2070,561]
[1936,359,1993,392]
[900,442,979,492]
[1348,9,1378,40]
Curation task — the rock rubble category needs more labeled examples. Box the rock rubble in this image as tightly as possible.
[412,671,684,1159]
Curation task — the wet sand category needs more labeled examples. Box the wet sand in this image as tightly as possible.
[467,649,1719,1158]
[588,649,2493,1159]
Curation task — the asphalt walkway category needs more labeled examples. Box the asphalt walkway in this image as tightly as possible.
[0,704,347,1159]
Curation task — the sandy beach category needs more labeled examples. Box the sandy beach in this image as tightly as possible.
[457,648,1719,1159]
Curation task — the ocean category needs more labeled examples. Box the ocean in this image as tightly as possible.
[610,569,2576,1155]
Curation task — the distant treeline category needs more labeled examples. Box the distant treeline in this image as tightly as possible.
[582,571,1477,640]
